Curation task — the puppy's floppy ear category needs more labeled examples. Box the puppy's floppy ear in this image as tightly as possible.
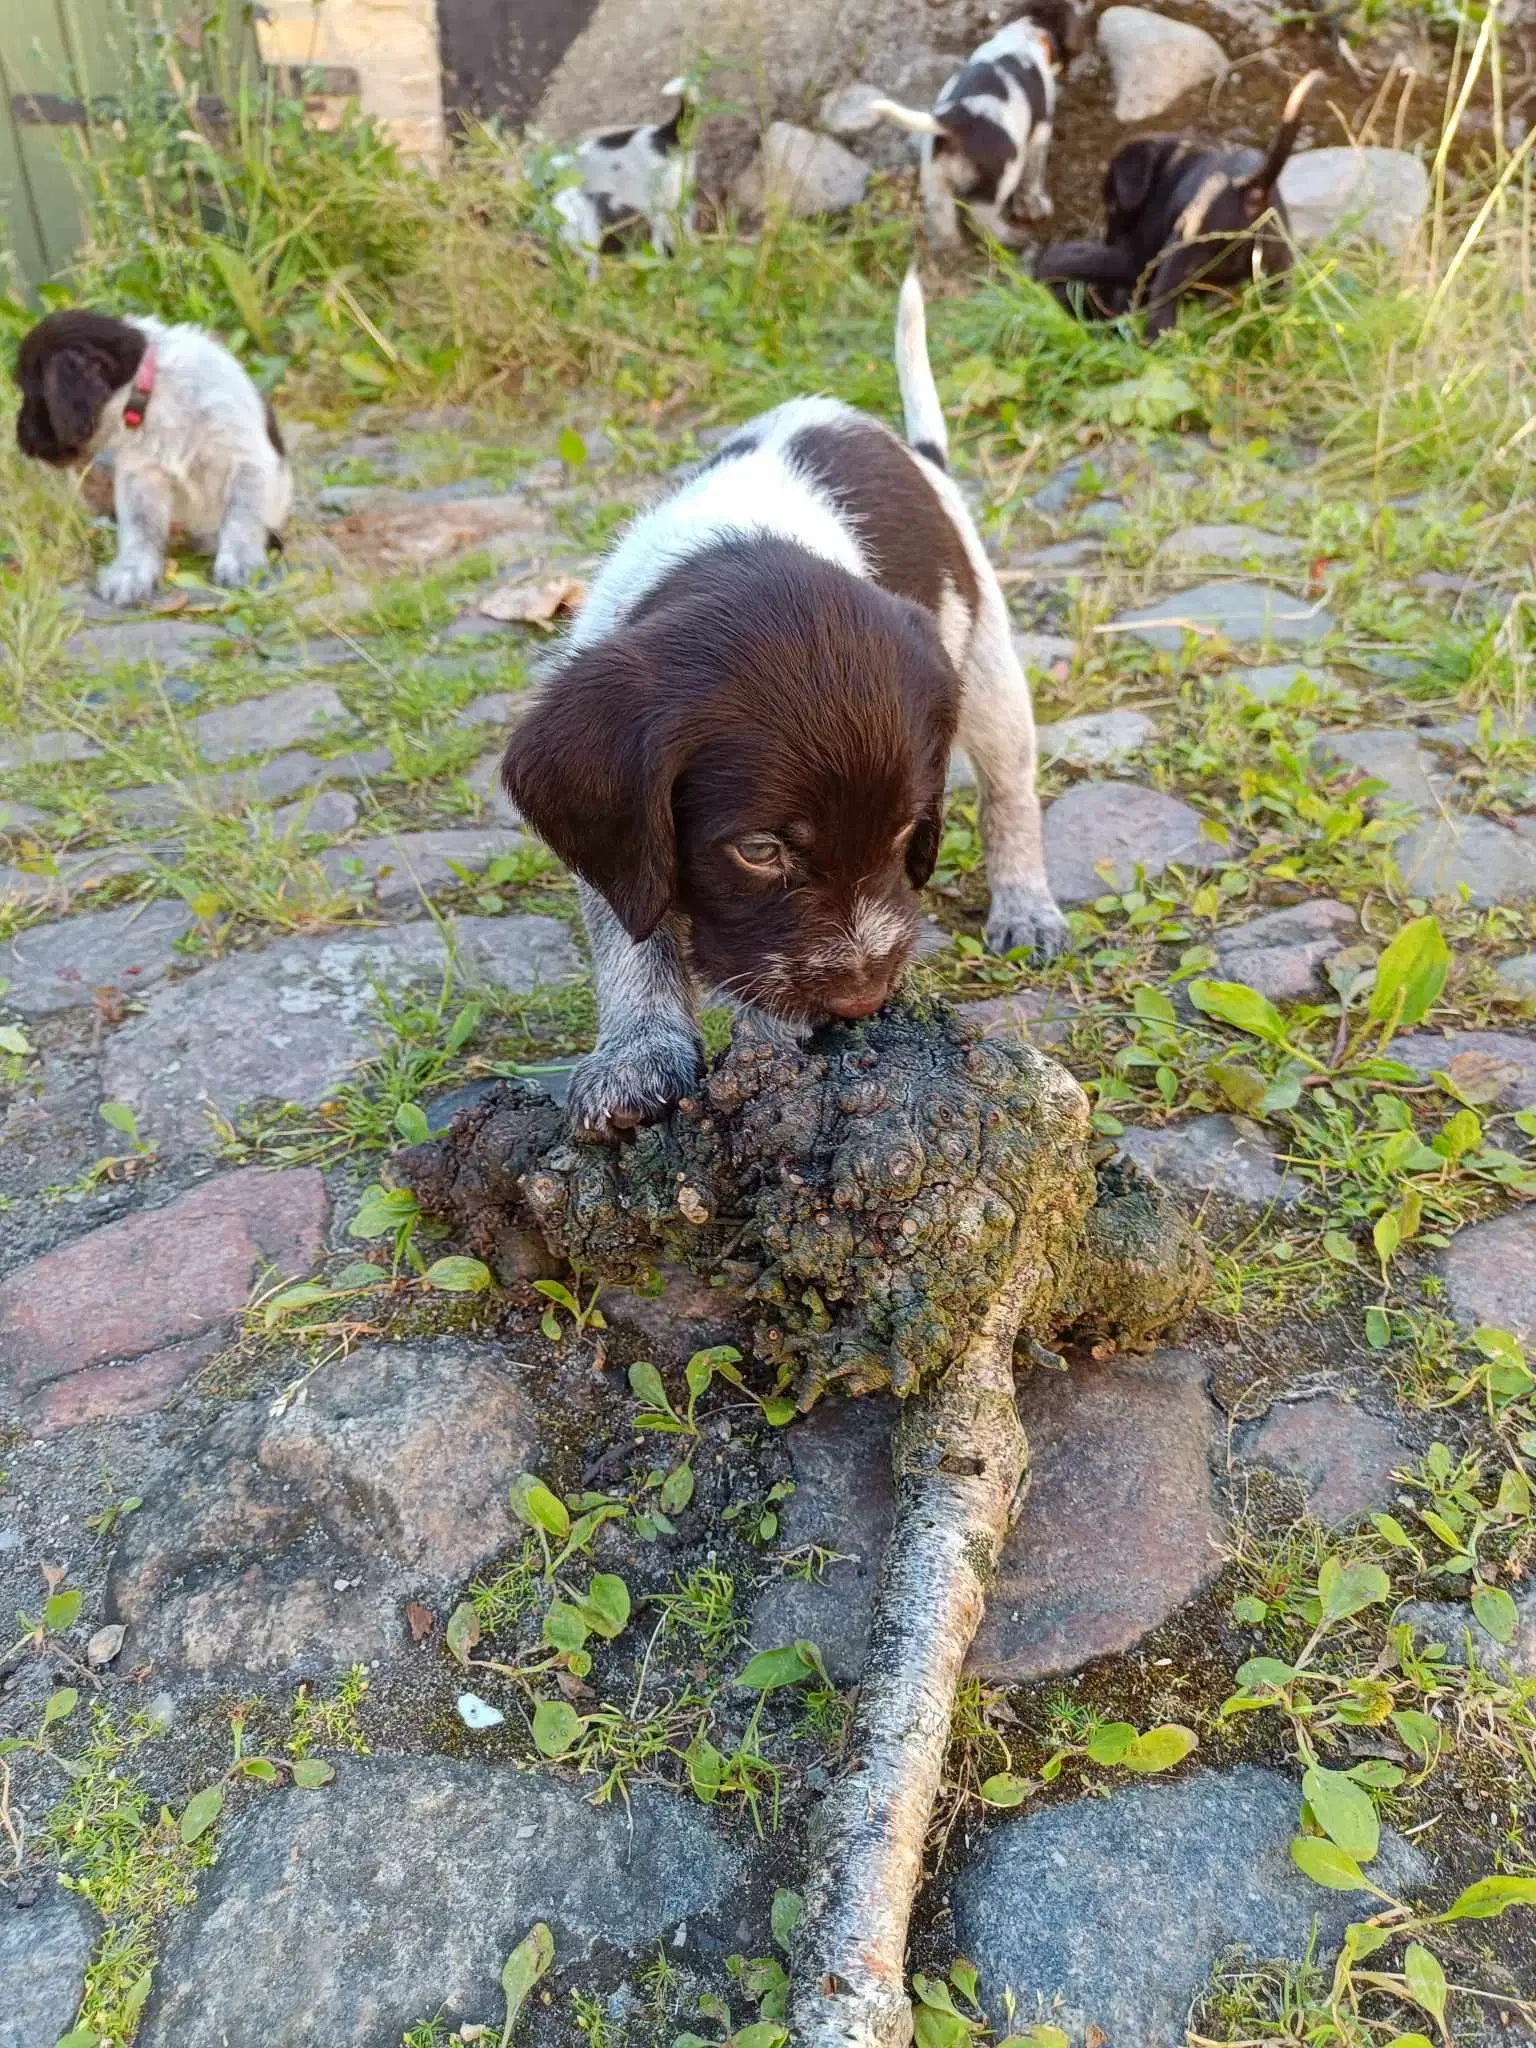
[1106,139,1163,221]
[905,794,945,890]
[501,635,685,942]
[41,347,116,450]
[891,596,959,892]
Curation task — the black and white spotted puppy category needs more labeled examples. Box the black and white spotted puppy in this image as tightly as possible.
[870,4,1090,248]
[502,272,1067,1142]
[13,309,291,607]
[552,79,696,275]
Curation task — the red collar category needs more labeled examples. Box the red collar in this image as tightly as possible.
[122,345,157,429]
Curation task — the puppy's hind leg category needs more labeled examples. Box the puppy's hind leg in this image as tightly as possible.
[958,602,1069,959]
[1020,122,1055,220]
[212,459,274,588]
[965,196,1031,249]
[565,883,704,1141]
[920,145,963,250]
[96,462,173,607]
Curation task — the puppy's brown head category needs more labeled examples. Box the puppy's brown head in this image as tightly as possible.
[13,310,146,468]
[503,537,959,1026]
[1103,135,1188,242]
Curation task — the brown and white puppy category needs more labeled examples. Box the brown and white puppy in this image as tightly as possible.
[13,309,291,605]
[1037,70,1324,336]
[503,273,1066,1140]
[869,4,1091,248]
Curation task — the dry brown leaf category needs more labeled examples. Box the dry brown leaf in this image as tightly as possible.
[556,1670,596,1702]
[1086,2028,1108,2048]
[405,1601,435,1642]
[87,1624,126,1668]
[478,572,587,628]
[1442,1050,1521,1106]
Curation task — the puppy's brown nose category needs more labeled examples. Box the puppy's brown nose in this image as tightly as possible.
[824,990,887,1020]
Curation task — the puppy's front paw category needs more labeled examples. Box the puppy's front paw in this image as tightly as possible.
[1024,192,1056,222]
[212,541,264,589]
[95,557,161,607]
[566,1032,703,1142]
[985,887,1070,960]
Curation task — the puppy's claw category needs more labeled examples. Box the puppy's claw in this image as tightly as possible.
[985,890,1070,961]
[566,1033,703,1143]
[95,558,161,607]
[212,544,263,589]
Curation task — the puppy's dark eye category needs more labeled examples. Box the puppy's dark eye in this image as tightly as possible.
[729,833,785,872]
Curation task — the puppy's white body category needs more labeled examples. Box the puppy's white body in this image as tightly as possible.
[89,317,290,605]
[549,275,1063,1136]
[873,18,1060,246]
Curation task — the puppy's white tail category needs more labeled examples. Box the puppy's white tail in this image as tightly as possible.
[894,269,948,470]
[867,96,943,136]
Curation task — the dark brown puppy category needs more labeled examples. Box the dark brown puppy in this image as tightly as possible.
[1036,70,1323,336]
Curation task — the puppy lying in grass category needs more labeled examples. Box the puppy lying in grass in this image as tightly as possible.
[1035,69,1324,335]
[551,79,696,276]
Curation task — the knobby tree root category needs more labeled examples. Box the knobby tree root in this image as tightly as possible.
[400,999,1207,2045]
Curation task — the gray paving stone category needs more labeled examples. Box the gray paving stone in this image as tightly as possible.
[465,753,521,824]
[1043,780,1223,904]
[1016,538,1103,575]
[188,684,353,763]
[0,727,103,771]
[1213,660,1336,702]
[1443,1208,1536,1341]
[100,913,581,1150]
[1395,814,1536,905]
[1117,1113,1297,1211]
[321,827,530,906]
[1114,580,1332,651]
[0,843,168,910]
[1038,708,1155,769]
[269,788,359,837]
[0,1879,97,2048]
[1246,1393,1410,1524]
[1494,952,1536,1000]
[2,899,195,1016]
[110,1341,536,1674]
[141,1759,740,2048]
[1157,523,1301,564]
[958,985,1081,1049]
[0,800,47,833]
[1211,898,1356,1000]
[751,1350,1220,1684]
[1074,497,1128,535]
[1397,1585,1536,1678]
[62,615,224,671]
[1279,146,1429,254]
[1315,728,1442,812]
[109,744,393,827]
[1387,1028,1536,1110]
[950,1766,1429,2048]
[455,690,519,727]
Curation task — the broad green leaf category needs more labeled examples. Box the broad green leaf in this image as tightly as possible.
[510,1475,570,1539]
[948,1958,980,2010]
[531,1698,583,1757]
[1373,1210,1401,1263]
[762,1396,797,1426]
[660,1462,695,1514]
[978,1772,1035,1807]
[264,1282,333,1325]
[1400,1944,1447,2034]
[1132,986,1177,1025]
[1364,1306,1392,1350]
[628,1359,674,1413]
[340,349,392,389]
[1368,916,1449,1030]
[1318,1557,1390,1623]
[913,2007,975,2048]
[1121,1724,1197,1773]
[578,1573,631,1639]
[501,1921,555,2041]
[557,426,587,468]
[770,1887,805,1952]
[180,1783,224,1845]
[1471,1584,1518,1645]
[686,1732,723,1803]
[1436,1107,1481,1160]
[1290,1835,1369,1891]
[1302,1765,1379,1861]
[348,1183,419,1239]
[240,1757,280,1783]
[912,1975,962,2014]
[1343,1922,1390,1960]
[424,1255,492,1293]
[446,1002,482,1055]
[998,2033,1070,2048]
[1084,1720,1135,1766]
[1383,2038,1434,2048]
[56,2032,100,2048]
[290,1758,335,1787]
[207,243,271,346]
[543,1599,589,1654]
[1187,978,1287,1044]
[1323,1230,1359,1266]
[1439,1874,1536,1920]
[1236,1656,1296,1688]
[1231,1594,1268,1625]
[736,1644,815,1691]
[446,1602,481,1666]
[124,1970,153,2018]
[1496,1467,1532,1518]
[1372,1513,1418,1552]
[44,1590,81,1633]
[42,1688,79,1728]
[99,1100,140,1137]
[685,1349,716,1401]
[1391,1708,1441,1764]
[394,1101,431,1145]
[731,2026,790,2048]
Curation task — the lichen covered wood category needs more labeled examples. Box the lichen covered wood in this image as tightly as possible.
[401,999,1206,1407]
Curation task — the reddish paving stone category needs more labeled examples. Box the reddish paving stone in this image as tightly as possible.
[958,987,1081,1050]
[750,1349,1222,1683]
[30,1338,221,1433]
[0,1169,328,1417]
[1245,1393,1408,1525]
